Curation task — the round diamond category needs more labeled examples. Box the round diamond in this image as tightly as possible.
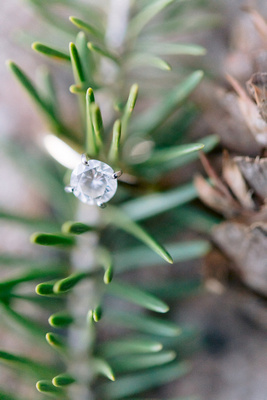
[70,159,117,206]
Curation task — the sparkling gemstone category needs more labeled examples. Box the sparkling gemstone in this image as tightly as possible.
[70,159,117,206]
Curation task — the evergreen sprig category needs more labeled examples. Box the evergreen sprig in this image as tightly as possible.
[1,0,216,399]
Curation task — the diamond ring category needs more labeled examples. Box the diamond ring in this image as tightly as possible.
[65,154,122,208]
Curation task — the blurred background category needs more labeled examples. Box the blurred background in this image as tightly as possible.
[1,1,267,399]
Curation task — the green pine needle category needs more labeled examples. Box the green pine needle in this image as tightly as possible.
[30,232,75,247]
[76,31,95,85]
[103,266,113,284]
[132,143,204,166]
[70,82,91,93]
[93,306,102,322]
[36,380,64,395]
[37,66,58,114]
[106,281,169,313]
[69,16,104,39]
[91,103,104,150]
[148,134,219,175]
[108,119,121,164]
[98,361,190,399]
[133,70,204,135]
[0,209,59,230]
[122,181,197,221]
[49,311,74,328]
[32,42,71,61]
[9,293,62,309]
[0,269,62,295]
[107,310,181,337]
[98,337,163,357]
[86,87,97,155]
[104,206,173,264]
[7,60,50,114]
[93,358,115,381]
[127,54,172,71]
[88,42,119,63]
[52,373,76,387]
[53,272,88,293]
[114,240,211,272]
[0,350,55,378]
[35,281,58,296]
[61,221,93,235]
[46,332,67,352]
[128,0,176,39]
[144,278,202,300]
[150,43,207,56]
[1,303,47,339]
[97,248,114,284]
[7,60,80,145]
[0,209,58,230]
[173,204,222,233]
[69,42,86,83]
[124,84,139,116]
[121,83,138,140]
[111,351,176,373]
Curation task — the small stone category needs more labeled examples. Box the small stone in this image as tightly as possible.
[70,159,117,206]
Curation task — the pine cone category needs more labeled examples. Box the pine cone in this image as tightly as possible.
[195,151,267,295]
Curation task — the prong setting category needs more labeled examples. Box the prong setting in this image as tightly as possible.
[97,202,107,209]
[65,185,74,193]
[81,153,90,165]
[113,170,123,179]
